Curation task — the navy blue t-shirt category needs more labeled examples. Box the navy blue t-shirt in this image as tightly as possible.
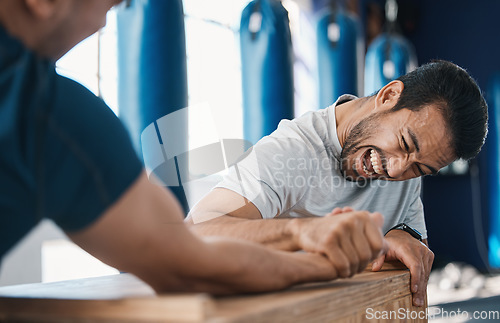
[0,26,143,258]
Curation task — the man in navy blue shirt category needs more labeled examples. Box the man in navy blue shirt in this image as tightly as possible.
[0,0,387,293]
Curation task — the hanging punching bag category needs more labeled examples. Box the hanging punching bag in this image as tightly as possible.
[364,33,417,95]
[240,0,295,145]
[364,0,417,95]
[488,74,500,268]
[316,2,363,108]
[116,0,189,213]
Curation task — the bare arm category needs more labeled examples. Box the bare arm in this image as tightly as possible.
[186,188,300,250]
[186,188,387,278]
[67,172,338,294]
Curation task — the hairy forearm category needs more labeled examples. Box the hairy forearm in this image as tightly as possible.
[187,214,303,251]
[70,173,334,295]
[161,236,335,295]
[85,222,329,295]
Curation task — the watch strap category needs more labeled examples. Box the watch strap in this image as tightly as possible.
[387,223,422,241]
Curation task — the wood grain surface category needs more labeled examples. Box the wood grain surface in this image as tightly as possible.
[0,264,426,322]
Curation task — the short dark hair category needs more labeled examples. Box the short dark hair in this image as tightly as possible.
[391,60,488,160]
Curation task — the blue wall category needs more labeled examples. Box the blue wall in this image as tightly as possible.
[406,0,500,270]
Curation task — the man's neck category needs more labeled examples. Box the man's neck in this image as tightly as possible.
[0,3,37,52]
[335,96,373,148]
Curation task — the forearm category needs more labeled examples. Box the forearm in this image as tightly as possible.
[104,228,335,295]
[187,214,303,251]
[167,236,336,294]
[186,188,307,251]
[189,193,387,281]
[69,172,336,295]
[71,204,328,295]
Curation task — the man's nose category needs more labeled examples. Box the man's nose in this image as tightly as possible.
[386,157,410,179]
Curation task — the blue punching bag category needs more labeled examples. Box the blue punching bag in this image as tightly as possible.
[316,2,363,108]
[364,33,417,95]
[364,0,417,95]
[116,0,189,213]
[488,75,500,268]
[240,0,295,145]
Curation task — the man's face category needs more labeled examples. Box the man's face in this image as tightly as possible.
[51,0,123,58]
[340,105,456,181]
[69,0,123,37]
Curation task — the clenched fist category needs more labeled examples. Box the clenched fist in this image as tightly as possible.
[288,208,388,278]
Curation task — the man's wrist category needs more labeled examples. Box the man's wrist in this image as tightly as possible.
[387,223,422,241]
[285,217,309,251]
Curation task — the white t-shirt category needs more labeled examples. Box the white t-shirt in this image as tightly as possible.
[216,95,427,239]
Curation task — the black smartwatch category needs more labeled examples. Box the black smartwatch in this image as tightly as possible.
[387,223,422,241]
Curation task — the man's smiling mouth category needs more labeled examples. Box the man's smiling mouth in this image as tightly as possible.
[361,149,384,177]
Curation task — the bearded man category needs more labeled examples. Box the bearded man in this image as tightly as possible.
[186,60,489,307]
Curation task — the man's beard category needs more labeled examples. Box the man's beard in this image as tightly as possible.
[340,112,387,181]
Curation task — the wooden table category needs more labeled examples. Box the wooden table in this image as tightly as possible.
[0,266,427,322]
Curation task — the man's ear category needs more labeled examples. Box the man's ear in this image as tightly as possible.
[24,0,57,19]
[373,80,404,112]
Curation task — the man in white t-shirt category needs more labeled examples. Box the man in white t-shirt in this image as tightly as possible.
[186,61,488,307]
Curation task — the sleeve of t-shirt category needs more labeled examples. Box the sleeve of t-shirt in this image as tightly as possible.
[402,178,428,240]
[215,134,317,219]
[38,74,143,232]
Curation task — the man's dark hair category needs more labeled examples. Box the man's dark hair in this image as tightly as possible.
[391,60,488,160]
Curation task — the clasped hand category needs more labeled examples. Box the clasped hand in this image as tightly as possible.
[293,207,387,278]
[294,207,432,307]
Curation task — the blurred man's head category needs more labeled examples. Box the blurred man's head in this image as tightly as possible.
[0,0,122,59]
